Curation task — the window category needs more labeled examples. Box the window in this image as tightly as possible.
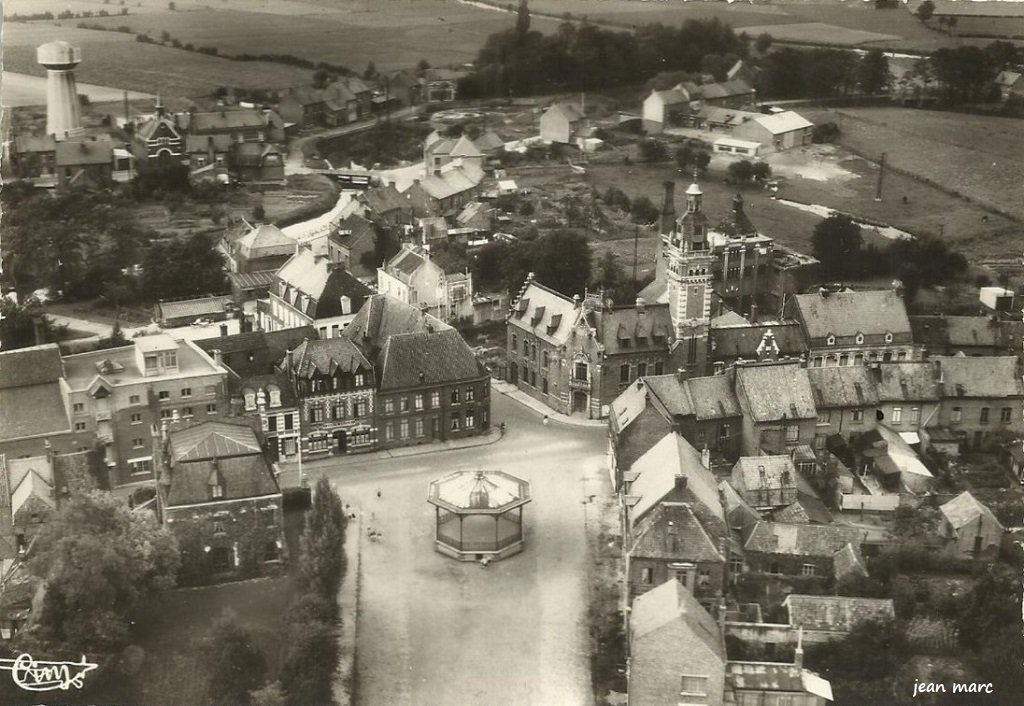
[400,397,410,412]
[785,425,799,442]
[129,458,152,475]
[720,423,731,439]
[654,361,664,375]
[826,335,836,346]
[466,410,475,428]
[284,414,294,430]
[980,407,990,425]
[892,407,903,424]
[542,378,548,394]
[620,364,630,384]
[1001,407,1013,423]
[542,350,549,367]
[641,567,653,584]
[73,421,87,432]
[355,373,365,387]
[400,419,409,439]
[530,370,536,387]
[637,362,647,378]
[431,391,440,408]
[160,409,172,420]
[311,406,324,423]
[145,356,158,373]
[213,520,226,534]
[206,385,217,395]
[131,413,143,424]
[354,401,366,417]
[384,398,394,414]
[129,394,141,405]
[952,407,963,423]
[132,438,144,448]
[206,403,217,414]
[910,407,920,425]
[814,434,827,451]
[574,362,588,381]
[73,402,85,413]
[852,409,864,422]
[466,386,475,402]
[680,676,708,697]
[769,561,781,575]
[245,392,257,411]
[450,412,461,431]
[415,419,425,437]
[268,387,281,407]
[511,334,517,351]
[522,339,529,355]
[385,423,394,441]
[801,563,818,577]
[268,415,277,432]
[332,403,345,421]
[855,333,864,345]
[451,389,460,404]
[885,332,894,343]
[158,390,170,400]
[180,387,192,398]
[415,394,424,410]
[818,410,831,424]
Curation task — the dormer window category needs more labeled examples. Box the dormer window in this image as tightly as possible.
[244,390,257,411]
[355,373,365,387]
[268,385,281,408]
[884,332,894,343]
[826,334,836,346]
[855,333,864,345]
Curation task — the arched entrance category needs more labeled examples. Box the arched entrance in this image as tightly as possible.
[333,430,347,454]
[509,362,519,385]
[572,391,588,415]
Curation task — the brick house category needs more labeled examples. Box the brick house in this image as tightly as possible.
[789,289,917,367]
[735,360,817,456]
[277,87,325,129]
[154,419,285,584]
[740,521,866,582]
[60,335,229,487]
[0,344,75,460]
[808,366,881,451]
[341,295,490,450]
[278,338,377,456]
[938,491,1004,558]
[911,315,1024,358]
[225,223,296,274]
[377,244,475,323]
[328,213,379,282]
[873,361,941,441]
[133,98,184,161]
[933,356,1024,449]
[730,456,798,511]
[628,580,727,706]
[608,379,675,491]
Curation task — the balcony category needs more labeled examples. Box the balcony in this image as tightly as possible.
[94,410,112,422]
[569,377,590,390]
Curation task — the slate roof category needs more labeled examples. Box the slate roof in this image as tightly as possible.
[700,79,754,100]
[185,133,233,153]
[875,361,939,402]
[410,162,484,202]
[651,88,689,107]
[169,421,263,461]
[911,315,1002,351]
[384,246,429,281]
[359,184,410,216]
[190,109,267,132]
[685,376,743,421]
[598,304,672,355]
[164,454,279,506]
[784,594,895,633]
[0,385,72,441]
[229,142,282,167]
[277,249,373,318]
[235,224,295,260]
[711,323,807,361]
[833,542,868,581]
[743,521,865,557]
[643,374,695,418]
[285,337,373,378]
[736,362,817,422]
[0,344,64,389]
[378,329,486,390]
[609,378,649,435]
[774,494,833,525]
[630,579,725,658]
[939,491,1002,532]
[507,281,579,347]
[331,213,376,252]
[158,295,232,323]
[733,456,797,493]
[630,501,724,563]
[55,140,113,167]
[807,366,880,408]
[545,103,584,122]
[196,327,316,376]
[474,130,505,153]
[793,290,911,341]
[935,356,1024,398]
[342,294,450,356]
[719,480,763,534]
[628,433,723,526]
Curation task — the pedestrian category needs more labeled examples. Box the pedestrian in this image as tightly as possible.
[542,414,549,426]
[376,488,382,499]
[371,511,376,521]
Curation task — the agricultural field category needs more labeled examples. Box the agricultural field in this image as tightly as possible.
[736,21,901,47]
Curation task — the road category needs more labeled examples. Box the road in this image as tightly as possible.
[285,105,422,175]
[317,393,605,706]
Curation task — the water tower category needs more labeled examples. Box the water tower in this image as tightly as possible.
[37,41,83,139]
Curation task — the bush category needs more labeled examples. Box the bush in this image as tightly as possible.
[638,138,668,163]
[812,122,841,144]
[630,196,659,225]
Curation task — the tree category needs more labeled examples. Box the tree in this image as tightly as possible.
[281,619,337,706]
[812,122,841,143]
[630,196,659,225]
[755,32,773,54]
[603,186,631,212]
[593,251,624,294]
[95,320,129,351]
[29,492,179,653]
[0,298,62,350]
[890,504,940,541]
[312,67,333,89]
[727,159,754,184]
[811,214,863,282]
[416,58,431,78]
[639,138,668,163]
[957,564,1022,650]
[252,203,266,221]
[515,0,531,42]
[915,0,935,22]
[751,161,772,182]
[364,61,377,80]
[694,150,711,172]
[857,49,890,93]
[142,232,229,301]
[532,230,592,297]
[675,145,694,172]
[203,611,266,705]
[297,476,348,602]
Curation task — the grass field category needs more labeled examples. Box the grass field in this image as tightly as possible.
[736,21,901,46]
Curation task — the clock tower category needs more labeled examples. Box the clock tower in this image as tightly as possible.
[666,175,713,376]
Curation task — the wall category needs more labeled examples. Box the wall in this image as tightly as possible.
[376,377,491,450]
[724,621,794,646]
[629,558,725,603]
[630,622,725,706]
[936,397,1024,448]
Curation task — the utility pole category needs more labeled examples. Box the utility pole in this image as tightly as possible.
[875,151,886,202]
[633,225,639,292]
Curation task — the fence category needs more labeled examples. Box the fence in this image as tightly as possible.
[840,493,901,513]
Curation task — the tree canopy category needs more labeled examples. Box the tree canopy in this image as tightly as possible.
[203,611,267,705]
[811,213,864,282]
[142,232,229,301]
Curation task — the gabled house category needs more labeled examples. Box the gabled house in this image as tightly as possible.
[229,142,285,182]
[403,161,484,215]
[377,244,475,323]
[55,138,121,189]
[259,247,373,339]
[725,660,832,706]
[873,361,941,441]
[731,111,814,153]
[710,324,808,373]
[328,213,379,281]
[154,419,285,583]
[225,223,296,274]
[741,521,866,581]
[910,315,1024,358]
[642,87,692,134]
[9,134,57,181]
[933,355,1024,449]
[857,424,934,494]
[133,97,184,161]
[995,70,1024,102]
[539,103,584,144]
[0,344,75,460]
[608,379,675,491]
[277,86,326,129]
[808,366,881,449]
[628,580,727,706]
[782,594,895,644]
[322,81,358,125]
[358,184,414,226]
[790,289,916,367]
[735,360,817,456]
[423,68,467,102]
[939,491,1004,558]
[730,456,798,511]
[423,132,485,174]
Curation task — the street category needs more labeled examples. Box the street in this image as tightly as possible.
[318,392,607,706]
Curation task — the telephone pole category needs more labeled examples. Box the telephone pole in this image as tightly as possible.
[633,225,639,291]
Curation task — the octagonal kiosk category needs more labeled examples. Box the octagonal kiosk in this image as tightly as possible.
[427,470,531,562]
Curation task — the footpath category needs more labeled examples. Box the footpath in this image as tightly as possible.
[491,379,607,428]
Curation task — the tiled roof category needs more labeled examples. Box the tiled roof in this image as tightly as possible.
[686,376,743,420]
[55,139,113,166]
[807,366,880,408]
[378,329,485,390]
[598,304,673,355]
[784,594,895,633]
[609,379,649,435]
[546,102,584,122]
[286,337,373,378]
[228,269,277,291]
[197,327,316,376]
[342,294,450,356]
[359,184,409,215]
[158,295,232,322]
[185,133,233,153]
[651,88,689,106]
[190,109,267,132]
[935,355,1024,398]
[629,433,723,526]
[630,501,724,563]
[793,290,911,341]
[169,421,263,461]
[643,374,695,417]
[727,662,832,701]
[751,111,813,134]
[875,361,939,401]
[711,323,807,360]
[736,362,816,422]
[385,246,429,280]
[0,384,72,441]
[165,454,279,506]
[911,315,1002,350]
[743,521,865,557]
[507,281,580,347]
[700,79,754,100]
[773,494,833,525]
[411,162,484,202]
[734,456,797,493]
[474,130,505,153]
[229,142,282,167]
[719,480,762,534]
[0,344,63,389]
[833,542,868,581]
[630,579,725,658]
[330,213,376,249]
[939,490,1002,531]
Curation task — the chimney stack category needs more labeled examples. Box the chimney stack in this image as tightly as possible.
[573,293,581,309]
[795,627,804,669]
[636,297,646,314]
[660,181,676,235]
[212,349,223,367]
[701,447,711,470]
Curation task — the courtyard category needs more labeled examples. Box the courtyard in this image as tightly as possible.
[316,391,609,706]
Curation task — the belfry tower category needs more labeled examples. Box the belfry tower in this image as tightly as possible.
[37,41,83,139]
[666,174,713,375]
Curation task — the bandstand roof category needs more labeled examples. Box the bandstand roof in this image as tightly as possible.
[427,470,531,514]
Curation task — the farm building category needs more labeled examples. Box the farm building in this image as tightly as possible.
[939,491,1004,558]
[540,103,585,144]
[732,112,814,153]
[994,70,1024,102]
[424,68,467,102]
[713,137,760,157]
[642,87,691,134]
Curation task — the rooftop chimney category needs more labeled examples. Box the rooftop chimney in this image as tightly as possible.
[211,349,223,367]
[660,180,676,235]
[573,293,581,309]
[701,447,711,470]
[636,297,646,314]
[674,472,688,492]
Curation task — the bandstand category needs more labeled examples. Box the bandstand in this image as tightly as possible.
[427,470,532,561]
